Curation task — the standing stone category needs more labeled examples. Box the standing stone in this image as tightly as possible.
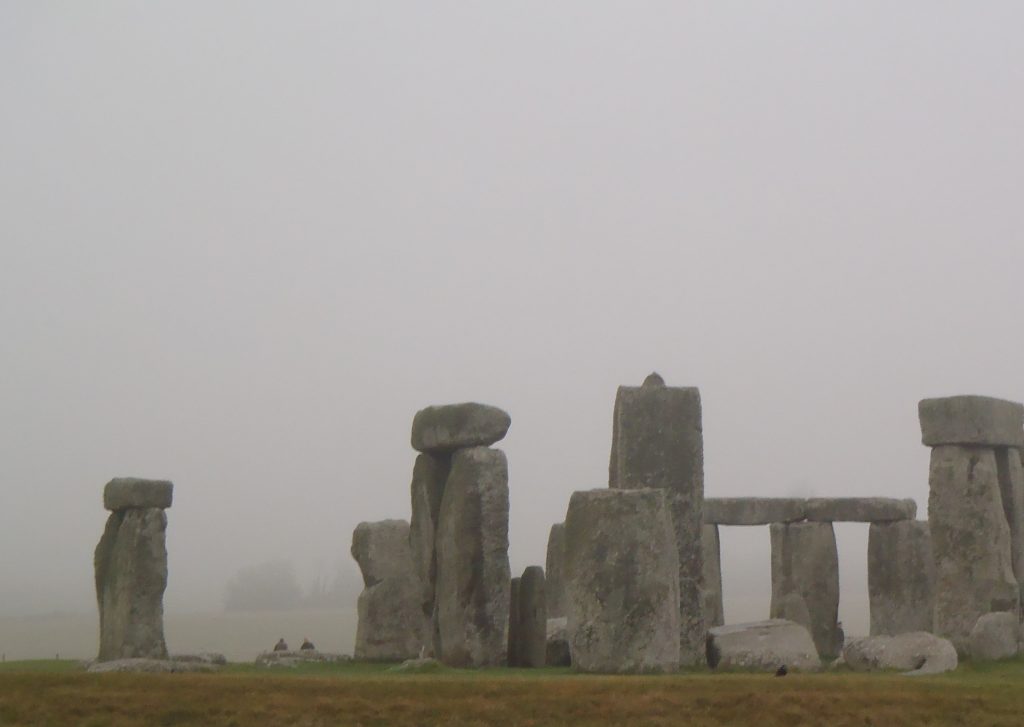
[995,447,1024,612]
[518,566,547,668]
[544,523,567,619]
[770,521,841,660]
[408,452,450,654]
[968,611,1019,661]
[609,373,705,666]
[868,520,935,636]
[564,488,680,673]
[927,445,1019,653]
[702,524,724,628]
[434,447,511,667]
[351,520,424,661]
[507,577,521,666]
[95,478,172,662]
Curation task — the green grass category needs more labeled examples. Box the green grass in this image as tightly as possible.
[0,658,1023,726]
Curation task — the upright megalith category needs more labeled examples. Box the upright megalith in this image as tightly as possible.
[434,446,511,667]
[544,523,567,619]
[564,488,680,673]
[517,566,547,668]
[95,478,172,662]
[351,520,424,661]
[919,395,1023,654]
[507,577,521,667]
[770,521,842,660]
[609,373,705,666]
[702,524,724,628]
[868,520,935,636]
[408,452,450,654]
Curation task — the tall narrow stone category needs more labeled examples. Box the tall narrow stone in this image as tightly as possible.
[408,452,450,654]
[564,489,680,673]
[995,447,1024,612]
[95,478,172,662]
[544,523,567,619]
[868,520,935,635]
[518,566,547,668]
[351,520,424,661]
[434,447,511,667]
[928,445,1018,652]
[507,577,521,666]
[609,373,705,666]
[770,521,841,660]
[702,524,724,628]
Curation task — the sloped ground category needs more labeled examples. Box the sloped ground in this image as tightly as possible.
[1,658,1023,726]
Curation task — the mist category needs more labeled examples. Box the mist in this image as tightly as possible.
[2,2,1022,655]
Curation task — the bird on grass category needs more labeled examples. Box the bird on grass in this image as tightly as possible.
[775,664,788,677]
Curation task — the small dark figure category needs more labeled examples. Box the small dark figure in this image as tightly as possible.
[775,664,788,677]
[300,637,316,651]
[273,638,289,652]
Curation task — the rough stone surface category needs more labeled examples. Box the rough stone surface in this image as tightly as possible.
[702,524,724,628]
[928,445,1019,654]
[387,657,445,673]
[564,488,680,673]
[919,396,1024,448]
[843,632,958,675]
[546,617,571,667]
[609,375,705,666]
[969,612,1019,662]
[408,452,450,655]
[254,651,351,668]
[411,403,511,453]
[507,577,521,666]
[770,522,842,660]
[95,507,169,661]
[435,447,511,667]
[868,520,935,636]
[350,519,424,661]
[518,566,547,668]
[996,447,1024,608]
[706,620,821,672]
[103,478,173,512]
[88,658,217,674]
[704,498,807,525]
[172,653,227,666]
[544,523,567,619]
[805,498,916,523]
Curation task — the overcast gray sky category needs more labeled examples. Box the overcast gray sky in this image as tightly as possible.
[2,2,1022,636]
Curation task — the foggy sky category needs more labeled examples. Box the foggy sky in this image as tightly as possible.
[2,2,1023,636]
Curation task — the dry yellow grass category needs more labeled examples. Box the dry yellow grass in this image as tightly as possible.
[1,660,1023,726]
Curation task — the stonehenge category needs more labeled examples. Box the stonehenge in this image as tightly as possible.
[544,523,566,619]
[706,620,821,672]
[920,395,1023,655]
[94,478,172,662]
[507,566,546,668]
[350,519,424,661]
[868,520,935,636]
[701,524,724,628]
[843,632,958,675]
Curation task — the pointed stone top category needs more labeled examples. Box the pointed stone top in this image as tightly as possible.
[642,372,665,387]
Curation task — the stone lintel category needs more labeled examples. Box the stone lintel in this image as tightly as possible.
[919,395,1024,448]
[103,478,173,511]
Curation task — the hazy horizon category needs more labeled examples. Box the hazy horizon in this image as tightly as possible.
[2,2,1022,652]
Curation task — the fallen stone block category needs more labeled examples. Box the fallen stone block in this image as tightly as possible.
[88,658,219,674]
[843,632,958,675]
[919,396,1024,448]
[805,498,916,523]
[706,620,821,672]
[969,612,1019,662]
[704,498,807,525]
[411,403,511,453]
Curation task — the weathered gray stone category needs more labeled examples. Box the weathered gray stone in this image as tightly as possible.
[103,478,173,511]
[702,524,724,628]
[928,445,1019,654]
[868,520,935,636]
[411,403,511,453]
[919,396,1024,448]
[609,374,705,666]
[704,498,807,525]
[843,632,958,675]
[706,620,821,672]
[255,650,350,668]
[88,658,218,674]
[805,498,916,523]
[995,447,1024,608]
[172,652,227,666]
[770,522,842,660]
[518,566,547,668]
[544,523,567,619]
[408,452,450,656]
[350,519,424,661]
[507,577,521,666]
[435,447,510,667]
[564,488,680,673]
[969,612,1019,661]
[546,617,571,667]
[95,507,169,661]
[387,657,445,673]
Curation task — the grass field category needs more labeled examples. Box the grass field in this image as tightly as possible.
[2,658,1024,726]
